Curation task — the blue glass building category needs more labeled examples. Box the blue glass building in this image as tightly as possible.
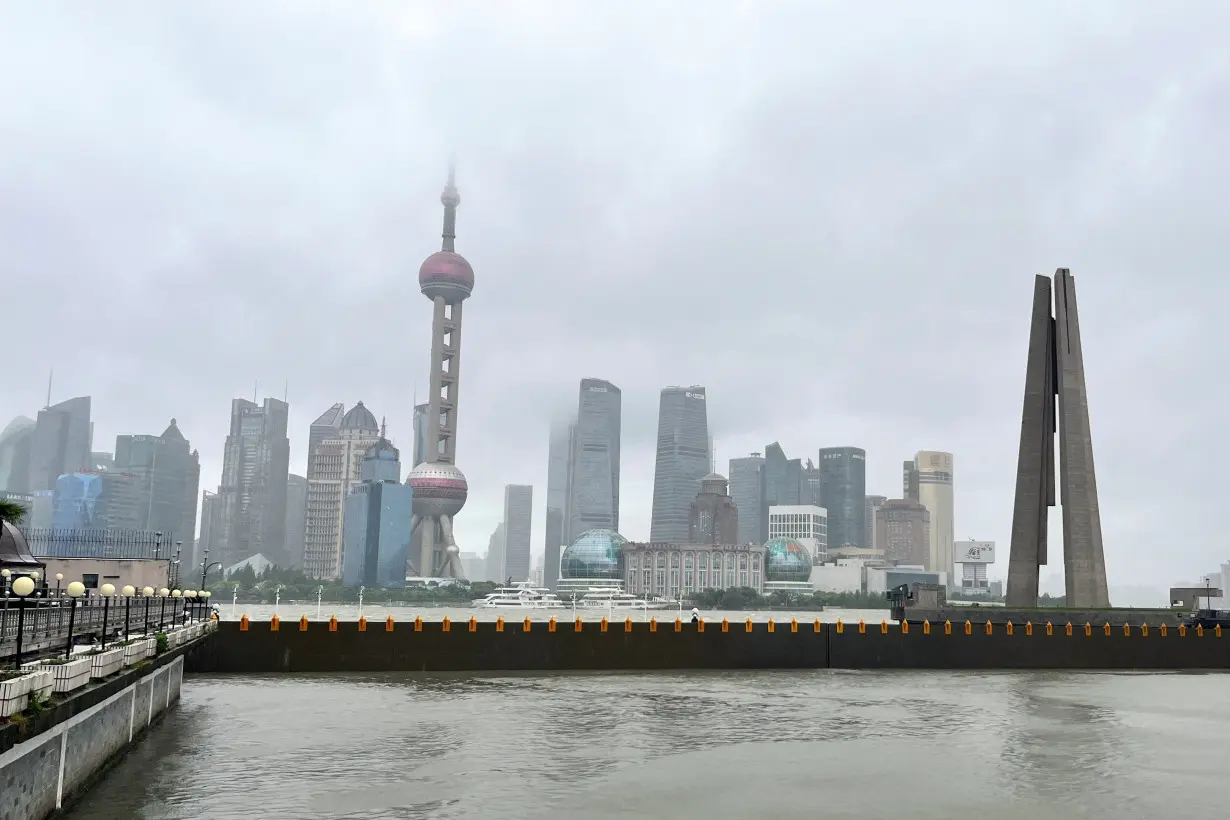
[342,439,413,587]
[51,471,141,530]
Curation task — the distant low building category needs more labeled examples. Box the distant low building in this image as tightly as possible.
[623,541,764,599]
[225,553,274,578]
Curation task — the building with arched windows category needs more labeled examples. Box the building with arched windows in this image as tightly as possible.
[622,542,763,600]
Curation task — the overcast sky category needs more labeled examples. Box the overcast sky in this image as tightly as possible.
[2,1,1227,600]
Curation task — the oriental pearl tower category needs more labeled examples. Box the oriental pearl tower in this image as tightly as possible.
[405,165,473,579]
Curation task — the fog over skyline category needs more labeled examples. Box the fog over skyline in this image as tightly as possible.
[3,2,1227,599]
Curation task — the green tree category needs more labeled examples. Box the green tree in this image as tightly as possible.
[0,499,26,525]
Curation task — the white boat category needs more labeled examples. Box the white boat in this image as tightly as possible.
[474,582,566,609]
[578,587,673,610]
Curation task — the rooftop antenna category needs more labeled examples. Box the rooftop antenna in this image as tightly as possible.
[380,416,387,439]
[283,380,288,403]
[253,380,258,403]
[45,368,53,409]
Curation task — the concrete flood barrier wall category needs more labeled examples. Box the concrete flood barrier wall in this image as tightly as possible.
[0,645,193,820]
[186,617,1230,674]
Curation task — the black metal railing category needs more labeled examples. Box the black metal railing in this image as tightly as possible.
[25,528,176,560]
[0,595,203,660]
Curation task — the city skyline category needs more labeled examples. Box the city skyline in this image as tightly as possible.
[2,3,1226,601]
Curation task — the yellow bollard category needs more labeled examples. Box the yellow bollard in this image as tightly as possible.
[901,620,909,635]
[385,616,395,632]
[442,617,451,633]
[271,615,280,632]
[721,618,729,633]
[836,619,844,634]
[1006,621,1014,636]
[299,615,308,631]
[674,618,682,632]
[358,616,368,632]
[496,617,504,632]
[858,619,866,634]
[414,616,423,632]
[1178,625,1187,637]
[746,618,753,633]
[944,620,952,635]
[1065,622,1073,637]
[964,620,972,636]
[923,620,931,635]
[1103,622,1111,637]
[880,620,889,634]
[1083,623,1092,637]
[575,618,583,632]
[240,615,250,632]
[650,618,658,632]
[1123,623,1130,637]
[548,617,556,633]
[1025,622,1033,636]
[524,617,532,632]
[1216,625,1222,638]
[468,617,477,632]
[790,619,798,633]
[624,618,632,633]
[329,616,338,633]
[1160,623,1168,637]
[984,621,993,635]
[600,617,608,632]
[1195,625,1204,638]
[1141,623,1149,637]
[1045,621,1053,636]
[767,620,775,633]
[699,619,706,632]
[813,619,821,633]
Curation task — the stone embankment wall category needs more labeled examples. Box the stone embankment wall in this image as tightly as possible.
[185,616,1230,674]
[0,651,187,820]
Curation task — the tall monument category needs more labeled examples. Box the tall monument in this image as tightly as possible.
[405,166,474,579]
[1005,269,1109,607]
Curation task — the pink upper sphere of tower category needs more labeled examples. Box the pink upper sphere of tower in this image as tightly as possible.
[418,251,474,301]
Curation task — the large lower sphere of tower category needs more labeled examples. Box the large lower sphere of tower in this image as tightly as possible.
[406,462,469,517]
[419,251,474,301]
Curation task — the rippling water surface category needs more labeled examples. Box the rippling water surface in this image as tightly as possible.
[65,669,1227,819]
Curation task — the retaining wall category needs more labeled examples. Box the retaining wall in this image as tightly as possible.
[185,616,1230,674]
[0,650,187,820]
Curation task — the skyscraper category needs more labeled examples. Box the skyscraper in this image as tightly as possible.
[1007,269,1109,608]
[502,484,533,582]
[114,418,201,547]
[304,402,381,579]
[342,438,413,588]
[567,378,621,541]
[906,450,954,580]
[0,416,35,493]
[284,474,307,568]
[728,453,765,545]
[649,386,710,543]
[818,447,867,549]
[486,522,505,582]
[762,442,801,541]
[875,499,931,566]
[216,397,290,569]
[864,494,887,552]
[199,489,222,571]
[405,165,474,579]
[688,473,738,545]
[307,403,344,477]
[27,397,91,492]
[51,471,141,530]
[544,417,573,589]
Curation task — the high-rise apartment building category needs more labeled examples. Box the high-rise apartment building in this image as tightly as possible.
[486,522,505,582]
[818,447,867,549]
[543,418,573,589]
[767,504,828,562]
[342,438,413,588]
[904,451,954,579]
[216,397,290,569]
[649,386,710,543]
[307,403,345,475]
[0,417,35,493]
[799,460,822,507]
[304,403,381,579]
[27,397,92,492]
[728,453,765,545]
[199,489,222,573]
[688,473,739,545]
[864,495,887,553]
[284,474,307,568]
[113,418,201,548]
[875,499,931,566]
[567,378,621,541]
[502,484,533,582]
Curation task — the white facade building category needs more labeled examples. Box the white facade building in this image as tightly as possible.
[809,558,870,594]
[624,542,764,599]
[768,504,828,561]
[303,405,381,580]
[911,451,954,583]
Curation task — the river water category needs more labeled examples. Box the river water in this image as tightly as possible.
[64,668,1226,819]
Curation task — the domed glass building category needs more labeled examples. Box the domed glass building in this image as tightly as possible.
[561,529,627,581]
[763,537,813,589]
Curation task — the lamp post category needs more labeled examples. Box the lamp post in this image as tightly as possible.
[55,572,63,599]
[1,568,9,614]
[63,581,85,659]
[231,584,239,620]
[200,549,209,591]
[99,583,115,650]
[174,541,183,588]
[121,585,135,641]
[274,584,283,617]
[358,585,365,618]
[142,586,154,634]
[31,571,41,599]
[184,590,197,622]
[316,586,323,619]
[10,575,35,669]
[158,588,170,630]
[170,589,182,624]
[202,590,212,621]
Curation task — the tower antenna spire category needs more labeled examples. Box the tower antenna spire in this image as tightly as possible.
[440,158,460,253]
[45,368,53,409]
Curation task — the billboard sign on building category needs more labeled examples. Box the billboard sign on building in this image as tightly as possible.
[955,540,995,564]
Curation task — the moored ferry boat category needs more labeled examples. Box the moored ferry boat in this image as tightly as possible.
[474,582,566,609]
[578,587,673,610]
